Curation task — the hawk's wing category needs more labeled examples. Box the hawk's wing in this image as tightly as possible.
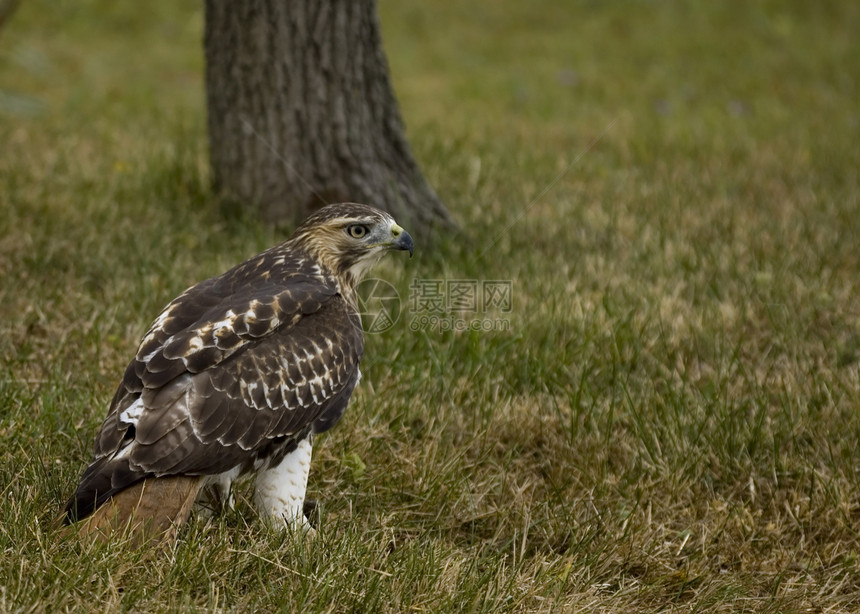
[65,259,363,522]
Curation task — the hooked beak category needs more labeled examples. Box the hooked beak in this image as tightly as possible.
[390,224,414,257]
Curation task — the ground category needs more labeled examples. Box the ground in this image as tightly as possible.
[1,1,859,612]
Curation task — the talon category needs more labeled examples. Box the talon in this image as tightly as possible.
[303,499,319,529]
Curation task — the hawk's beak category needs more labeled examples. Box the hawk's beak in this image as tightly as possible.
[390,224,414,257]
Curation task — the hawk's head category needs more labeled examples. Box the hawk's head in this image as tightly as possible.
[291,203,414,287]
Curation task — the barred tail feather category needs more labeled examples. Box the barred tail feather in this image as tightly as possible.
[59,476,203,545]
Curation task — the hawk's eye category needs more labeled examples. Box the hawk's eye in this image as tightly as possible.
[347,224,369,239]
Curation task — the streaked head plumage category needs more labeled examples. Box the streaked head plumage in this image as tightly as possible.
[289,203,414,286]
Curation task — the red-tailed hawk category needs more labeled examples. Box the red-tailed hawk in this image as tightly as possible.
[60,203,413,542]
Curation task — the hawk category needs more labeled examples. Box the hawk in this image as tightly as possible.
[60,203,413,542]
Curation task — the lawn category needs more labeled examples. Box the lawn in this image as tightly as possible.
[1,0,859,611]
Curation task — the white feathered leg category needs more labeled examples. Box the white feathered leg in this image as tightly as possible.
[254,437,314,532]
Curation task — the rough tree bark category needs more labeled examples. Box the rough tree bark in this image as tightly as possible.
[204,0,454,229]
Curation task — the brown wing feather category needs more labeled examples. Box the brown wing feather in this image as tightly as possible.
[64,247,363,523]
[131,298,362,476]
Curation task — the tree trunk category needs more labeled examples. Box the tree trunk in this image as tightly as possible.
[204,0,454,230]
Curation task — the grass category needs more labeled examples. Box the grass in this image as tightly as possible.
[1,0,859,611]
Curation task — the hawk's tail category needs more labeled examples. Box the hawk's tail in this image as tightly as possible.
[57,476,203,545]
